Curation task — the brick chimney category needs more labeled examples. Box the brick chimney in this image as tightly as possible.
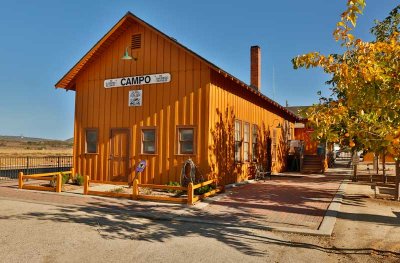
[250,46,261,91]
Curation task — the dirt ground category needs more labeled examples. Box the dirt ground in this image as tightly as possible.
[0,148,72,157]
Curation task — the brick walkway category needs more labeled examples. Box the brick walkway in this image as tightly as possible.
[192,174,343,230]
[0,172,344,231]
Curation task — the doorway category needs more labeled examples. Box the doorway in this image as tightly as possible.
[109,129,130,182]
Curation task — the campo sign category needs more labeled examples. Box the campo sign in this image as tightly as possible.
[104,73,171,88]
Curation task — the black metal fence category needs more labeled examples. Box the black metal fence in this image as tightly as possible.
[0,156,73,181]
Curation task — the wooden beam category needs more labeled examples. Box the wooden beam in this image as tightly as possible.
[87,190,132,199]
[56,173,62,193]
[138,195,186,203]
[18,172,23,189]
[22,185,55,192]
[193,179,215,190]
[187,183,194,205]
[138,184,187,191]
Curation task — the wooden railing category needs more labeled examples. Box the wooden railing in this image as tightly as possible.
[133,180,188,204]
[83,176,224,205]
[192,179,224,204]
[18,170,72,192]
[83,176,133,199]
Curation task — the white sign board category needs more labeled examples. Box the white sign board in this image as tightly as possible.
[129,90,142,107]
[104,73,171,88]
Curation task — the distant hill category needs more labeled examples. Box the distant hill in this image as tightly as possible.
[0,135,73,157]
[65,138,74,143]
[0,135,73,148]
[0,135,72,143]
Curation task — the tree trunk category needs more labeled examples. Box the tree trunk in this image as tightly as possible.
[382,152,387,184]
[353,164,358,182]
[351,151,358,182]
[395,159,400,201]
[374,152,379,175]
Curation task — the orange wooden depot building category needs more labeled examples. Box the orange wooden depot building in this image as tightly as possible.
[55,12,302,185]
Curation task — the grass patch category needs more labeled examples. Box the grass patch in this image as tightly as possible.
[109,187,125,193]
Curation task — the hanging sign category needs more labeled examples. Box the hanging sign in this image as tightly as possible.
[129,90,142,107]
[104,73,171,88]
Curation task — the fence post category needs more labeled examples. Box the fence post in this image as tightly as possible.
[56,173,62,193]
[132,179,139,200]
[84,175,89,195]
[187,182,194,205]
[18,172,24,189]
[26,157,29,175]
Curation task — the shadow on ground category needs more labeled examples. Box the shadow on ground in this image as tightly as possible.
[0,196,399,258]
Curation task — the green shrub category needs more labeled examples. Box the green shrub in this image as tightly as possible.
[74,174,84,186]
[194,184,216,195]
[166,181,181,194]
[61,174,70,185]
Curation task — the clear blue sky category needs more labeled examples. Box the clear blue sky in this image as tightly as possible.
[0,0,396,140]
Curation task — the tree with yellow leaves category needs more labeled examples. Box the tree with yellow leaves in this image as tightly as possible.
[293,1,400,200]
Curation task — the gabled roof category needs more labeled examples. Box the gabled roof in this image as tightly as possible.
[55,12,302,122]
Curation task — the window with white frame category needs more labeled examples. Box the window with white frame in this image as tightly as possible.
[178,127,195,154]
[234,120,242,162]
[243,122,250,162]
[252,124,258,162]
[142,129,156,154]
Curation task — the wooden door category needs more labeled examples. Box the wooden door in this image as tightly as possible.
[109,129,130,182]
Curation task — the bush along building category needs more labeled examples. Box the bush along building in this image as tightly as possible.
[55,12,302,186]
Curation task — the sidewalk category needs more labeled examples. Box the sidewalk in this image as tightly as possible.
[183,172,344,233]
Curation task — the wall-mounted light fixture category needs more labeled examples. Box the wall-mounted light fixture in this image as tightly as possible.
[121,47,137,61]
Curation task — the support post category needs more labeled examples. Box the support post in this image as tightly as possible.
[382,152,387,184]
[71,168,75,180]
[84,175,89,195]
[187,182,194,205]
[18,172,23,189]
[56,173,62,193]
[352,164,358,182]
[132,179,139,200]
[26,157,29,175]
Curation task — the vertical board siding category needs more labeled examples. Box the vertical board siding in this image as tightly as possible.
[74,22,210,184]
[209,71,293,184]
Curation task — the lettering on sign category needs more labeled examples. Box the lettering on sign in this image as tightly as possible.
[104,73,171,88]
[129,90,142,107]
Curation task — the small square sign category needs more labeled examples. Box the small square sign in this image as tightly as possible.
[129,90,142,106]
